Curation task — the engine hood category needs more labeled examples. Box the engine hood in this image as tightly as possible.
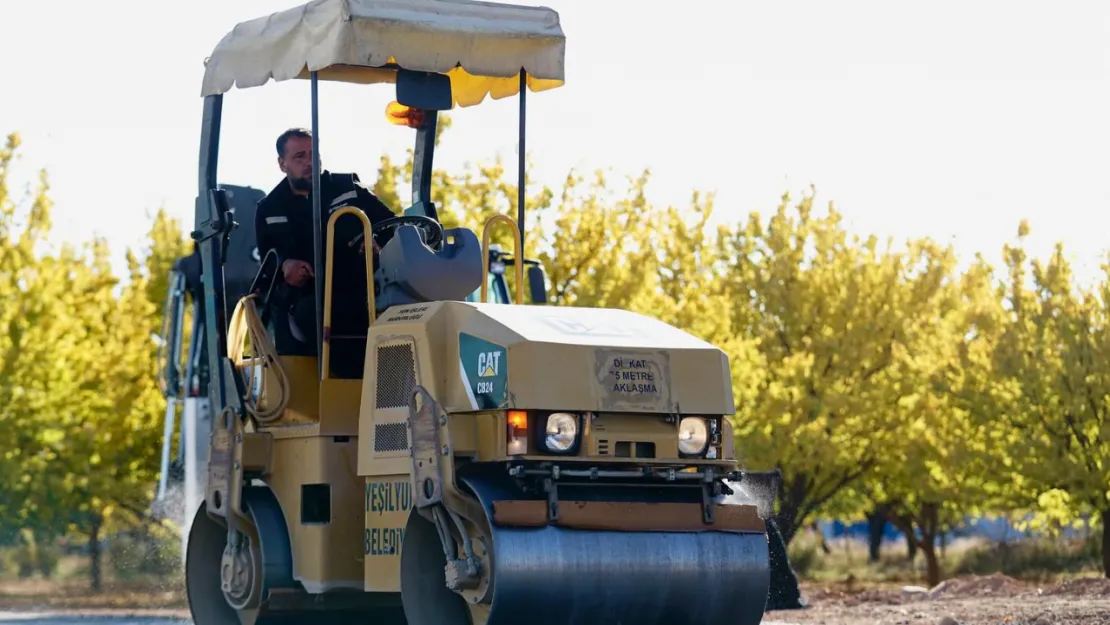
[371,301,735,415]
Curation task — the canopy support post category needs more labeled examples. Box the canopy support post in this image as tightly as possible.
[517,69,527,253]
[310,71,324,377]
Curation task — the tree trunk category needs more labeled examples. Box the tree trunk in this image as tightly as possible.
[89,513,102,593]
[1102,509,1110,579]
[808,522,831,554]
[774,473,812,549]
[919,503,941,587]
[774,499,801,547]
[903,524,917,561]
[887,510,918,562]
[867,503,890,563]
[922,541,941,588]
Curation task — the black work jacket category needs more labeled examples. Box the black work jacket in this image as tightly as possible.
[254,171,395,302]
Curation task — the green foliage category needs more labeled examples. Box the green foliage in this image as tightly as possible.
[3,118,1110,593]
[0,530,62,580]
[785,533,821,578]
[782,534,1102,586]
[719,192,965,549]
[992,224,1110,531]
[953,534,1101,580]
[0,132,190,591]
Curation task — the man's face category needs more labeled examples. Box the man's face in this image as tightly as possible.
[278,136,319,192]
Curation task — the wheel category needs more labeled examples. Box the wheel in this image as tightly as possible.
[399,510,479,625]
[185,503,248,624]
[187,499,410,625]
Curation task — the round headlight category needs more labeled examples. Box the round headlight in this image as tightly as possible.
[678,417,708,455]
[544,413,578,452]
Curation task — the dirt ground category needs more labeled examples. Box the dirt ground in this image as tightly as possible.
[4,573,1110,624]
[766,575,1110,625]
[0,577,185,613]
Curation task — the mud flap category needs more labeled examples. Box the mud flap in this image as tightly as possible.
[458,471,771,625]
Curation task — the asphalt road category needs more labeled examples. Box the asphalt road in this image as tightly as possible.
[0,615,800,625]
[0,618,189,625]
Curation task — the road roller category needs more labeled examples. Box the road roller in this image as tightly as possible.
[184,1,774,623]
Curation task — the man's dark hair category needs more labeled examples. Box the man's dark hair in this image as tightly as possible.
[276,127,312,158]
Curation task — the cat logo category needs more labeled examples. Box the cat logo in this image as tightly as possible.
[477,351,501,378]
[460,333,507,409]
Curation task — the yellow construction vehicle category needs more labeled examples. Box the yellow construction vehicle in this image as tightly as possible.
[184,1,774,623]
[151,193,545,553]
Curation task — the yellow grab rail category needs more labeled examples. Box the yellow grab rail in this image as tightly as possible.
[322,206,376,380]
[480,214,524,305]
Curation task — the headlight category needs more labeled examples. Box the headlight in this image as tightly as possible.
[544,412,579,453]
[678,417,708,456]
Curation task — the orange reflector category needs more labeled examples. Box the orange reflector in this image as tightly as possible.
[385,101,424,128]
[508,410,528,432]
[507,410,528,455]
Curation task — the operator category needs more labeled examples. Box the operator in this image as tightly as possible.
[255,127,397,346]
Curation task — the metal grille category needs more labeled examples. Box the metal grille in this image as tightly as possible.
[374,422,409,453]
[375,343,416,409]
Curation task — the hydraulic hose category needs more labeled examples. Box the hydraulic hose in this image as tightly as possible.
[226,294,289,424]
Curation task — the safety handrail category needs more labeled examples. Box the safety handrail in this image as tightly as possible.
[481,214,524,305]
[322,206,377,380]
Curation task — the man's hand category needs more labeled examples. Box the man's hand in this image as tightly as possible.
[282,259,314,286]
[359,239,382,255]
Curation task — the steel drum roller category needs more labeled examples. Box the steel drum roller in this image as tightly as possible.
[459,472,771,625]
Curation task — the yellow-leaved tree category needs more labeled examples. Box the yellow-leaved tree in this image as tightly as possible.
[994,222,1110,576]
[0,131,186,589]
[860,254,1018,586]
[718,190,961,547]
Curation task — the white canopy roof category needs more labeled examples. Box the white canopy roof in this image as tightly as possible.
[200,0,566,108]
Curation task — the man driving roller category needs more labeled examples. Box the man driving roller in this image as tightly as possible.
[255,127,397,348]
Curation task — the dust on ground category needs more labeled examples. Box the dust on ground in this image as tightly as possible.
[765,574,1110,625]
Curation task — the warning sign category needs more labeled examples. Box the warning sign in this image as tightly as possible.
[607,357,660,396]
[595,349,672,410]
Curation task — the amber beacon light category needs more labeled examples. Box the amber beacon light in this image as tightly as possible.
[385,101,425,128]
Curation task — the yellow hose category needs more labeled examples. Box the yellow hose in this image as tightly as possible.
[227,294,289,424]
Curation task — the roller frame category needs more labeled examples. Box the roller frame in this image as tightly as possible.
[406,386,495,605]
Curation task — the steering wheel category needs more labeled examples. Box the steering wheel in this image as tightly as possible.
[371,215,444,250]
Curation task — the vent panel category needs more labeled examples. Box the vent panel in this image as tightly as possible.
[375,343,416,409]
[374,422,409,453]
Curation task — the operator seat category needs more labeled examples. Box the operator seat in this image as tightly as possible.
[374,224,484,309]
[275,223,484,378]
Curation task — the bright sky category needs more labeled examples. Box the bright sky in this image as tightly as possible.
[2,0,1109,286]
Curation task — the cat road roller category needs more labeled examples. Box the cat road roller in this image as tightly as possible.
[185,1,774,623]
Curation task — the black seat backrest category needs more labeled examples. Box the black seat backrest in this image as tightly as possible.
[220,184,266,305]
